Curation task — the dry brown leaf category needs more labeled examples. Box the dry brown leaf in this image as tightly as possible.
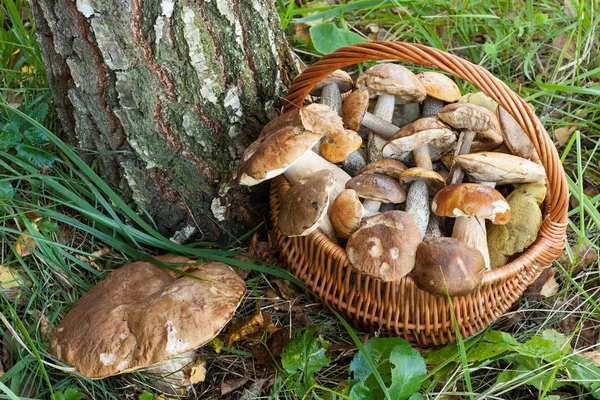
[252,328,290,366]
[552,33,576,59]
[555,126,577,146]
[15,227,38,257]
[226,311,268,347]
[76,247,111,271]
[294,23,311,43]
[580,350,600,366]
[540,273,559,297]
[186,362,206,385]
[221,375,250,396]
[0,265,20,289]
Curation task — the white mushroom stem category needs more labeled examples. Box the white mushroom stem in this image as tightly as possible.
[452,215,490,270]
[368,94,395,162]
[363,200,382,213]
[284,150,351,205]
[447,130,477,184]
[404,145,431,238]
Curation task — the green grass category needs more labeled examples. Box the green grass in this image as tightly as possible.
[1,0,600,399]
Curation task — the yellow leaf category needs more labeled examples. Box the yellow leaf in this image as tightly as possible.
[15,225,39,257]
[187,362,207,385]
[555,126,577,146]
[210,337,223,354]
[0,265,21,289]
[540,274,559,297]
[225,311,266,347]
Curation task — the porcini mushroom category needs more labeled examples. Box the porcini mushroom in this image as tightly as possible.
[342,89,399,138]
[310,69,354,114]
[438,103,503,184]
[432,183,511,270]
[50,256,246,384]
[320,129,362,164]
[346,211,422,281]
[356,64,426,161]
[411,237,485,296]
[498,106,535,159]
[416,71,462,117]
[329,188,374,239]
[358,158,408,180]
[399,168,445,237]
[487,182,547,268]
[237,103,351,196]
[345,172,406,213]
[278,169,337,241]
[453,152,546,185]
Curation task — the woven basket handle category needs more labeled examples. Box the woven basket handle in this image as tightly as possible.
[283,41,568,266]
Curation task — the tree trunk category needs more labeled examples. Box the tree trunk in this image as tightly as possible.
[31,0,298,242]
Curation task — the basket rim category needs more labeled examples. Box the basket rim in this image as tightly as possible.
[279,41,568,287]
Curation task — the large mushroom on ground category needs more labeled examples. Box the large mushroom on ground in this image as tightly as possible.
[346,211,422,281]
[432,183,511,270]
[237,103,351,196]
[278,169,337,241]
[50,256,246,390]
[357,64,426,161]
[411,237,485,297]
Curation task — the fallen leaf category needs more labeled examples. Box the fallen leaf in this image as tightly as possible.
[221,375,250,396]
[76,247,111,271]
[540,273,559,297]
[580,350,600,366]
[186,361,206,385]
[270,279,300,301]
[253,328,291,366]
[0,265,21,289]
[555,126,577,145]
[239,377,275,400]
[552,33,576,59]
[209,337,223,353]
[294,23,311,43]
[226,312,269,347]
[14,227,38,257]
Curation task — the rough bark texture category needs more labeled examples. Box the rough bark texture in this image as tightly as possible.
[31,0,298,242]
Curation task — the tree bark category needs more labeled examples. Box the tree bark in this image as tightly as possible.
[31,0,298,242]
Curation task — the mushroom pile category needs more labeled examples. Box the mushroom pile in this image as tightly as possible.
[238,63,548,298]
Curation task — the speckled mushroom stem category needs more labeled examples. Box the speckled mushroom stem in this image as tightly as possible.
[343,151,368,177]
[404,145,432,237]
[284,150,351,199]
[424,214,443,240]
[447,130,477,184]
[362,112,399,139]
[368,94,395,162]
[452,215,491,270]
[321,83,343,115]
[421,97,446,117]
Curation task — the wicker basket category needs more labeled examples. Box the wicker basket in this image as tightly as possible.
[270,42,568,345]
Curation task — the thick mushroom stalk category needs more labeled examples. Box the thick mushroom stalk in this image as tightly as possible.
[432,183,511,270]
[356,64,426,162]
[400,168,445,237]
[416,71,462,117]
[310,69,354,115]
[345,172,406,214]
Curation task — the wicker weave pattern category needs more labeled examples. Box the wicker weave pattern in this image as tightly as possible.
[271,42,568,345]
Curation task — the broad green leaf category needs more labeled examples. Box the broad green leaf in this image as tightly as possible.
[350,337,406,380]
[0,122,22,151]
[515,336,561,360]
[565,355,600,398]
[36,219,60,233]
[348,381,372,400]
[540,330,570,351]
[388,341,427,400]
[138,393,155,400]
[28,102,49,122]
[23,127,49,145]
[467,341,513,362]
[15,144,56,167]
[423,341,461,365]
[309,23,366,54]
[281,326,331,378]
[0,181,15,202]
[63,389,84,400]
[483,42,497,58]
[484,330,519,346]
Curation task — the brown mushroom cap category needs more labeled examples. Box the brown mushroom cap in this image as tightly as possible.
[320,129,362,163]
[329,188,364,239]
[345,173,406,203]
[50,256,246,379]
[346,211,422,281]
[358,158,408,180]
[278,170,334,236]
[382,116,457,158]
[309,69,354,96]
[341,89,370,131]
[437,103,502,147]
[356,64,426,103]
[412,237,485,296]
[399,167,445,192]
[498,106,535,159]
[432,183,511,224]
[416,72,462,103]
[454,152,546,184]
[238,103,344,186]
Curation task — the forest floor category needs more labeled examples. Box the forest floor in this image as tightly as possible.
[1,0,600,399]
